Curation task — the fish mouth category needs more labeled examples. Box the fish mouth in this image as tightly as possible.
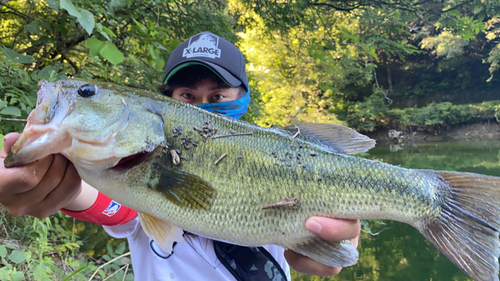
[4,125,71,168]
[111,151,151,171]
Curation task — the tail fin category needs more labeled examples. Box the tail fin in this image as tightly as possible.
[420,171,500,281]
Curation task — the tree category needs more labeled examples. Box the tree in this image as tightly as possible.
[0,0,237,134]
[234,0,500,129]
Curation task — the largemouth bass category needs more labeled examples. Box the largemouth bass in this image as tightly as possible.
[5,79,500,281]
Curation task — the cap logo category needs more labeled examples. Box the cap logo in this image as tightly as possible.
[183,33,221,59]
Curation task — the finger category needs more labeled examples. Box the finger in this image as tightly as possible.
[0,155,54,195]
[37,161,82,218]
[305,217,361,243]
[23,154,72,206]
[284,250,342,276]
[1,156,59,216]
[2,132,20,154]
[17,155,81,218]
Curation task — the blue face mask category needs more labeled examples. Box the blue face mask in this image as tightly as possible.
[195,89,250,120]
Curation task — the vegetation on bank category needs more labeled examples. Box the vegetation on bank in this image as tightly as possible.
[0,207,134,280]
[348,93,500,132]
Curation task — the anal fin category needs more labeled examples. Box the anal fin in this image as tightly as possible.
[286,236,358,268]
[138,212,184,253]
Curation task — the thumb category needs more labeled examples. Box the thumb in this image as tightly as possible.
[2,133,21,154]
[305,216,360,245]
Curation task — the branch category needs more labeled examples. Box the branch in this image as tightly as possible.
[61,52,79,74]
[88,252,131,281]
[442,0,475,13]
[0,3,27,19]
[306,0,362,11]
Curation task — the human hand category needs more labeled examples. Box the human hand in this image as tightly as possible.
[0,132,82,218]
[284,217,360,276]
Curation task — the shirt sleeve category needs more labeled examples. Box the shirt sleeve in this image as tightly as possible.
[61,192,137,226]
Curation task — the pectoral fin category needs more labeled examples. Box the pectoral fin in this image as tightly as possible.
[138,212,184,253]
[283,123,376,154]
[148,162,216,210]
[286,236,359,267]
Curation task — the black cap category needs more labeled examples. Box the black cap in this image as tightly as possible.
[163,31,249,92]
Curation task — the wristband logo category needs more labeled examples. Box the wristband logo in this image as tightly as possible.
[102,201,121,217]
[182,32,221,59]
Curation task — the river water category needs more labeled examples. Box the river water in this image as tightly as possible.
[77,141,500,281]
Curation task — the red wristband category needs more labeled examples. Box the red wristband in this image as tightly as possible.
[62,192,137,226]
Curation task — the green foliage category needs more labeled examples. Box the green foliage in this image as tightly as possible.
[232,1,396,127]
[0,0,237,135]
[0,48,37,135]
[346,88,391,132]
[346,99,500,131]
[421,31,469,59]
[0,208,134,280]
[390,101,500,127]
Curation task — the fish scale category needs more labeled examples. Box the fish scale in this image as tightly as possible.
[5,79,500,281]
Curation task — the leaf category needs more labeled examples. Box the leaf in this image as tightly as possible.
[0,46,33,64]
[103,254,111,262]
[63,267,86,281]
[11,271,25,281]
[60,0,81,18]
[44,0,59,11]
[148,45,159,60]
[77,9,95,35]
[115,242,126,255]
[155,42,167,51]
[0,107,21,117]
[107,244,113,255]
[128,54,137,63]
[132,18,148,35]
[110,0,128,8]
[169,40,182,50]
[86,38,105,57]
[0,246,6,259]
[25,21,41,33]
[39,22,52,32]
[155,57,165,71]
[8,250,26,264]
[34,65,64,81]
[15,55,34,64]
[95,23,111,40]
[99,41,124,65]
[102,26,117,38]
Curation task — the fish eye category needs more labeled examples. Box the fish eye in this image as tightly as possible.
[78,84,97,97]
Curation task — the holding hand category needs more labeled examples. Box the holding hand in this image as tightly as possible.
[285,217,360,276]
[0,133,82,218]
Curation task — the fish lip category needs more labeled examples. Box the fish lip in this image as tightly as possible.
[4,82,72,168]
[4,124,70,168]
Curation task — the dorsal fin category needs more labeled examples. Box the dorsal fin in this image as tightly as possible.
[283,123,376,154]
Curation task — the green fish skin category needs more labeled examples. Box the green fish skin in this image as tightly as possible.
[5,79,500,281]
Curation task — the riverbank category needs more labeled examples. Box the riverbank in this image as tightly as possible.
[365,121,500,144]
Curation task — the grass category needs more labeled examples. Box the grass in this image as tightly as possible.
[0,207,134,280]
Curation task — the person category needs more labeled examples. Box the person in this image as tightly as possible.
[0,31,360,280]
